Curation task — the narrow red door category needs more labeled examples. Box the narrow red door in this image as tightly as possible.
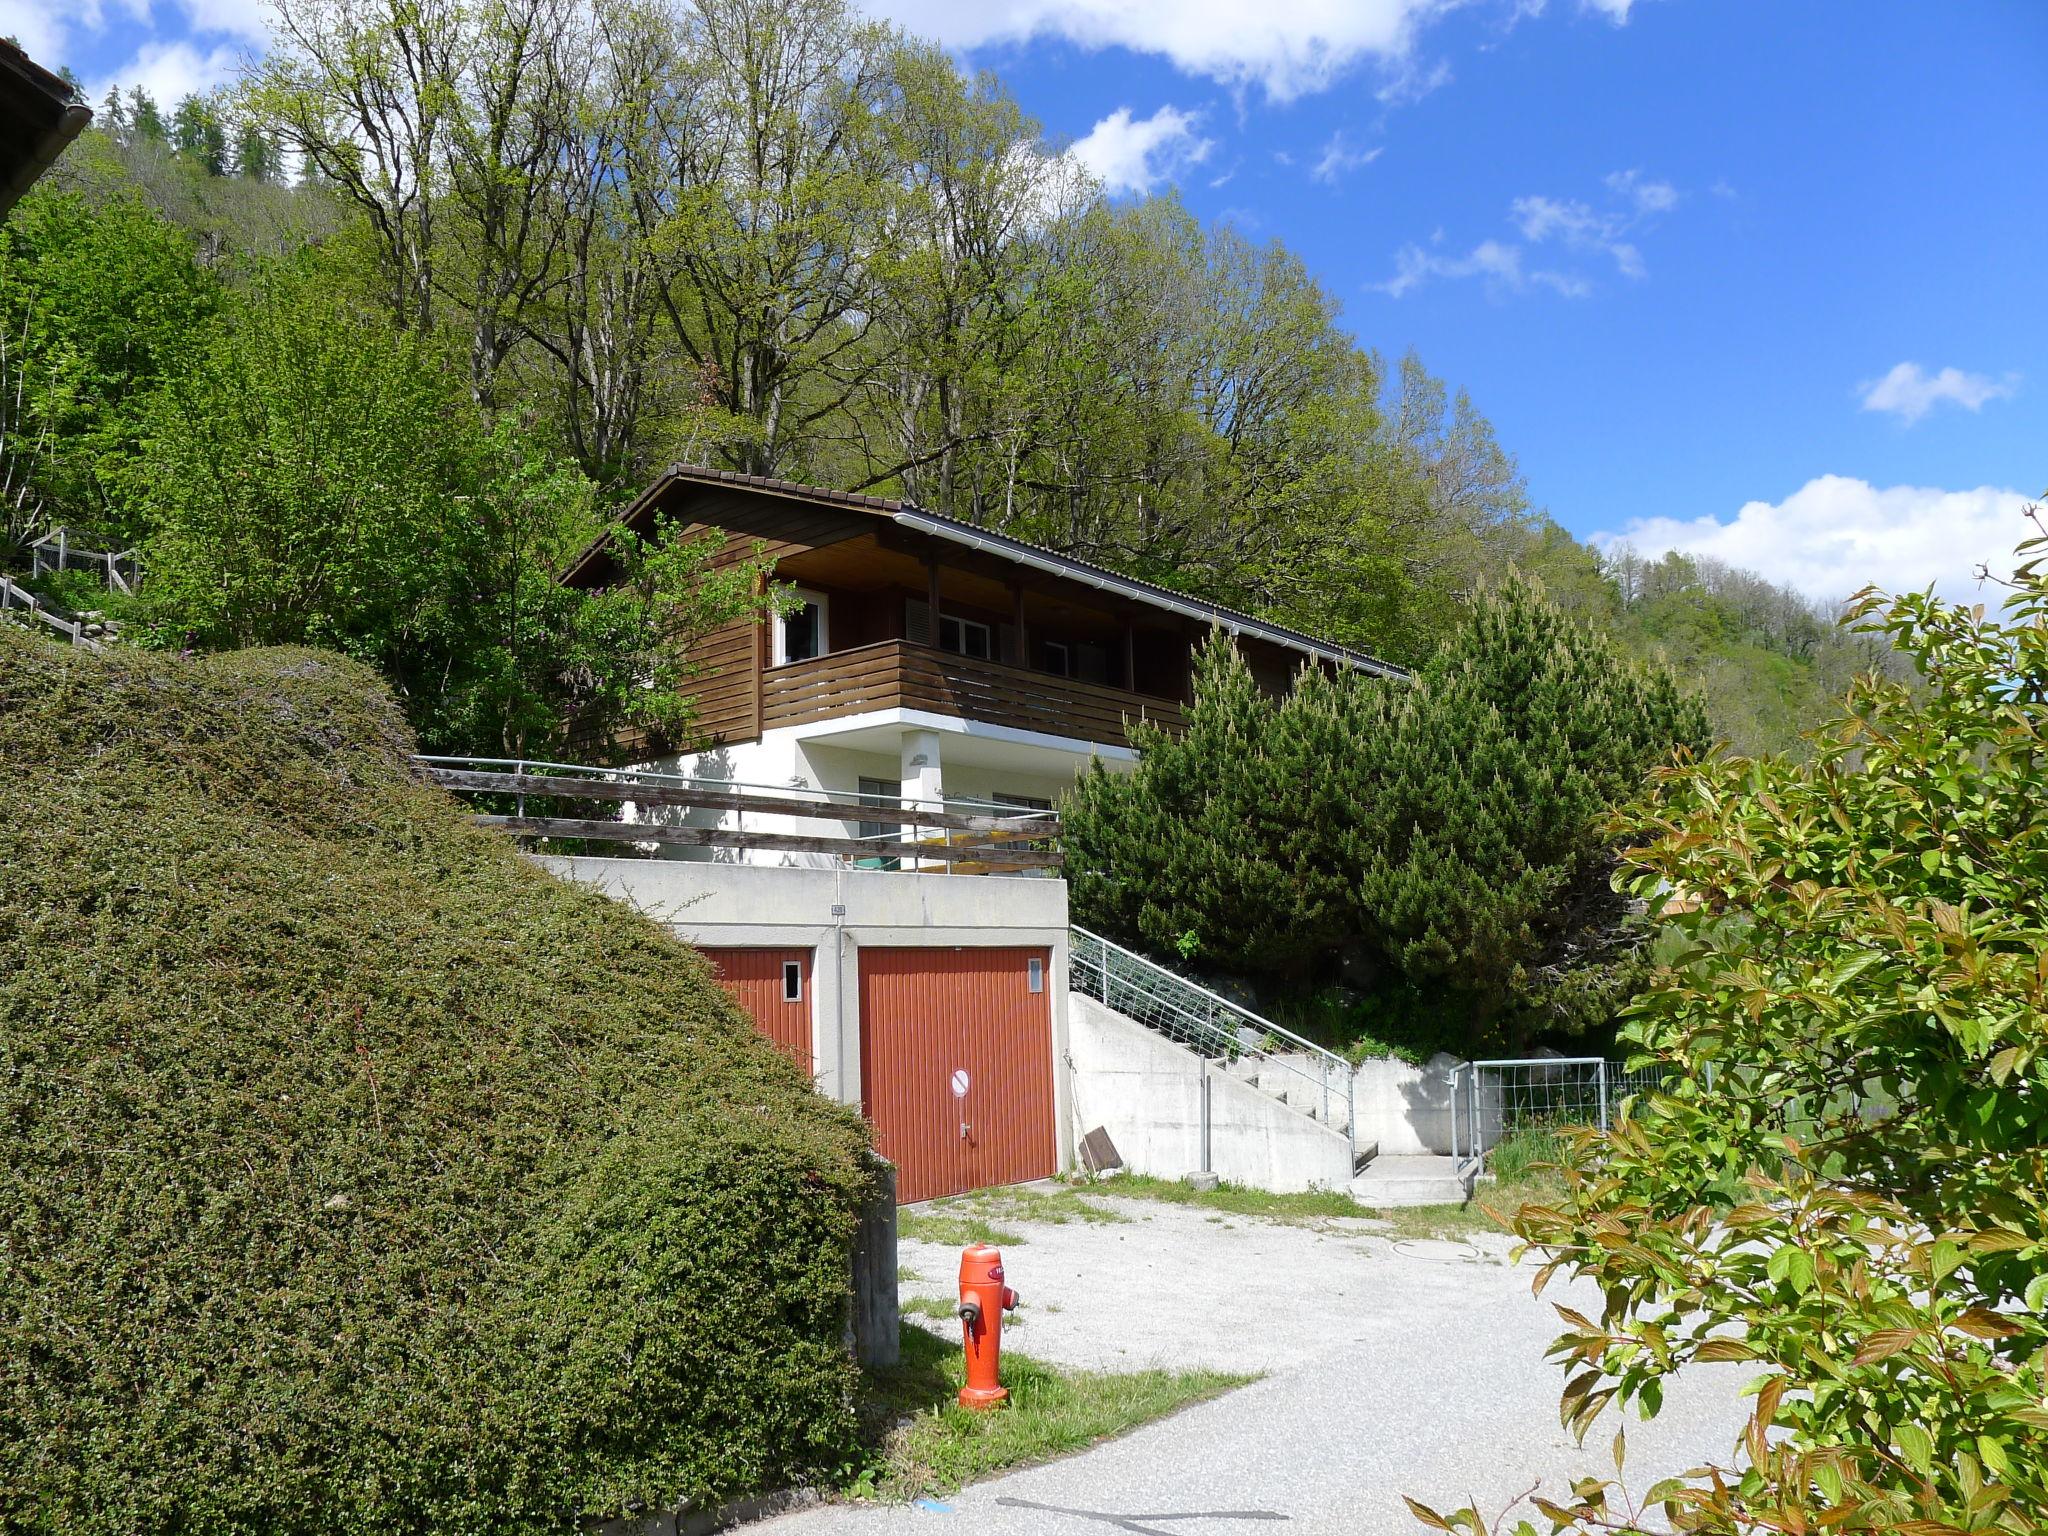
[702,948,814,1073]
[859,946,1056,1204]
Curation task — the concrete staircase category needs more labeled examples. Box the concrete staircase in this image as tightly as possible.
[1348,1152,1476,1208]
[1069,927,1359,1149]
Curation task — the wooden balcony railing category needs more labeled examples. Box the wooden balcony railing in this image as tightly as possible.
[761,640,1186,748]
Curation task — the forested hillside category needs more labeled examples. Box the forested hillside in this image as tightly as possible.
[2,0,1890,756]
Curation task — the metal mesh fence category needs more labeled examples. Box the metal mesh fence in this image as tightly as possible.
[1450,1057,1679,1167]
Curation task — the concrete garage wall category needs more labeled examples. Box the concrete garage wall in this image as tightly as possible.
[1067,995,1353,1193]
[532,856,1073,1171]
[1351,1053,1503,1156]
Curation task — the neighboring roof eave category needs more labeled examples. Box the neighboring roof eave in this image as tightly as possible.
[562,464,1408,679]
[0,41,90,222]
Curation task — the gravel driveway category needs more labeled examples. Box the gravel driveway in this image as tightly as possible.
[761,1188,1748,1536]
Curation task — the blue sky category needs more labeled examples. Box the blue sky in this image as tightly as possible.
[20,0,2047,602]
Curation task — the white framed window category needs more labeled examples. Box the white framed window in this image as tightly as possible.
[782,960,804,1002]
[773,588,829,665]
[1027,957,1045,993]
[939,613,992,660]
[1042,639,1070,677]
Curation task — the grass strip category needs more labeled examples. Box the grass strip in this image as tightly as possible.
[855,1324,1251,1501]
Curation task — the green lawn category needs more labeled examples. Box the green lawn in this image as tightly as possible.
[852,1324,1251,1501]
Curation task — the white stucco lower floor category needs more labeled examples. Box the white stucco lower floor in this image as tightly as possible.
[615,712,1135,869]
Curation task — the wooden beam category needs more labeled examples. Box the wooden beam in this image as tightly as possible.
[752,567,768,736]
[426,768,1059,836]
[470,815,1063,868]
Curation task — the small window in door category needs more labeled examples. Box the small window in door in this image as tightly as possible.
[782,961,804,1002]
[1027,957,1044,993]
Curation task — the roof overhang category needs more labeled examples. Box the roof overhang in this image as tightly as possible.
[0,41,90,222]
[562,465,1409,679]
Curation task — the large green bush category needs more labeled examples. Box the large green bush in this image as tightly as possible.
[0,631,874,1534]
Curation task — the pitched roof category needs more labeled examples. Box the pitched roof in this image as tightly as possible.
[567,464,1408,678]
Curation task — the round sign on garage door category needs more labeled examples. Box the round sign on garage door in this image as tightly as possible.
[950,1068,971,1098]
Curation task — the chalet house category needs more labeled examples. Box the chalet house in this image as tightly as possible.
[563,467,1400,858]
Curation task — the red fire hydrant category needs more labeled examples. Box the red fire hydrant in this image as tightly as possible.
[956,1243,1018,1409]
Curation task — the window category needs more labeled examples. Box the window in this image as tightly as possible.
[1042,640,1070,677]
[782,961,804,1003]
[992,793,1053,813]
[1027,957,1044,993]
[856,776,902,871]
[938,614,992,660]
[774,589,829,665]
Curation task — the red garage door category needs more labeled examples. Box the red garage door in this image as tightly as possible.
[703,948,813,1073]
[859,946,1056,1204]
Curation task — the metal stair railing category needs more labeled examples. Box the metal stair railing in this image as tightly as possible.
[1069,925,1354,1162]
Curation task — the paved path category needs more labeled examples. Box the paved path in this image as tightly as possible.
[762,1192,1747,1536]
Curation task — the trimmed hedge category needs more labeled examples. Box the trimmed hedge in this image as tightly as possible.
[0,631,876,1534]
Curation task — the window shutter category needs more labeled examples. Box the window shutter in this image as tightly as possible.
[905,598,932,645]
[998,622,1019,665]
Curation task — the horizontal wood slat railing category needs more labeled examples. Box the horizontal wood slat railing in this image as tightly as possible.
[471,816,1062,868]
[418,759,1063,873]
[761,640,1186,747]
[428,768,1058,836]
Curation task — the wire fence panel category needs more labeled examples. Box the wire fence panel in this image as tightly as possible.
[1451,1057,1679,1170]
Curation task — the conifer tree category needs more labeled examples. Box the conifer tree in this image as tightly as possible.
[1065,632,1351,980]
[1064,579,1708,1050]
[128,87,165,143]
[1345,576,1709,1042]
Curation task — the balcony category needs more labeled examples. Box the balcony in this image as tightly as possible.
[761,640,1187,750]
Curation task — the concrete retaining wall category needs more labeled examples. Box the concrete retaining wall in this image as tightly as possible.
[1066,995,1353,1193]
[1351,1053,1504,1156]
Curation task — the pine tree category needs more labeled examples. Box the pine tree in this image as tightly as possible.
[128,87,165,143]
[1345,575,1711,1043]
[99,87,127,138]
[235,124,277,182]
[1063,578,1709,1052]
[172,96,228,175]
[1065,632,1348,980]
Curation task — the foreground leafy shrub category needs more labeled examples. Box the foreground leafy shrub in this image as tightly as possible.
[1441,520,2048,1534]
[0,632,874,1534]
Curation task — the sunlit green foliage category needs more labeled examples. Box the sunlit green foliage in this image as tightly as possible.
[1445,509,2048,1535]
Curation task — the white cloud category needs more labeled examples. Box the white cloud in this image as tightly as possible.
[1311,130,1381,184]
[1067,105,1212,196]
[1381,168,1675,298]
[178,0,276,44]
[1582,0,1635,19]
[866,0,1444,103]
[1510,191,1647,277]
[1858,362,2019,425]
[0,0,74,62]
[1374,238,1587,300]
[86,39,245,111]
[1591,475,2039,604]
[1605,167,1677,213]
